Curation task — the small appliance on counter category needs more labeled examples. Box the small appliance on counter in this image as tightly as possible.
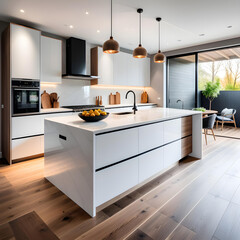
[12,79,40,115]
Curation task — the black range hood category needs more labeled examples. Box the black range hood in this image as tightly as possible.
[62,37,99,80]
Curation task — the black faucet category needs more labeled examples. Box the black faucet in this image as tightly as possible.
[125,90,138,114]
[177,99,184,109]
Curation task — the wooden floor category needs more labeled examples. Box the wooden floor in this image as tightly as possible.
[209,125,240,139]
[1,135,240,240]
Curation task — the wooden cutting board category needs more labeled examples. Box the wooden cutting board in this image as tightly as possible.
[115,92,121,104]
[41,90,52,109]
[141,91,148,103]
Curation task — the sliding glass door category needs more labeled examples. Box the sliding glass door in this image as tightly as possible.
[167,54,197,109]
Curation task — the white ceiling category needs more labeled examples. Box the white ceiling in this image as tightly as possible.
[0,0,240,53]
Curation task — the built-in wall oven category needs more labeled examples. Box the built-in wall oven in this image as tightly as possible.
[12,79,40,115]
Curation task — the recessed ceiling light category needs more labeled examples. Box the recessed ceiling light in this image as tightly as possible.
[227,25,232,28]
[69,25,74,29]
[199,34,205,36]
[85,11,89,15]
[20,9,25,13]
[97,30,100,33]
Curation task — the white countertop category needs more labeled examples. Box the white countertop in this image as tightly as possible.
[40,108,73,114]
[104,103,157,109]
[45,107,201,134]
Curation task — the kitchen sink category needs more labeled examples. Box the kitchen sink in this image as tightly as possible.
[113,112,133,115]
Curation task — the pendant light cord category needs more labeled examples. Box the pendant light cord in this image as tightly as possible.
[110,0,113,37]
[158,20,160,51]
[139,11,142,46]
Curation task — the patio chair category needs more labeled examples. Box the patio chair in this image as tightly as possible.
[216,108,237,130]
[203,114,217,145]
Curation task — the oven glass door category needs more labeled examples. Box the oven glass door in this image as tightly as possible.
[13,88,40,114]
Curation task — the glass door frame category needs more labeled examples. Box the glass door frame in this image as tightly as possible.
[166,52,199,108]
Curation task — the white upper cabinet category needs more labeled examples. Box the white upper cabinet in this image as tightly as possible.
[113,51,128,86]
[91,46,150,87]
[41,36,62,83]
[96,47,114,85]
[11,24,41,80]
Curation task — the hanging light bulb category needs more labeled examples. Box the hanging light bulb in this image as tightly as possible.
[133,8,147,58]
[154,17,165,63]
[103,0,119,54]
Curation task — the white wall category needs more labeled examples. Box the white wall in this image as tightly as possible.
[41,80,148,107]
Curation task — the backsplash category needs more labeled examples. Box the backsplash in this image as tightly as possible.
[40,79,152,107]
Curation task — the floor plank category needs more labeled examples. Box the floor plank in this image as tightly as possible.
[126,229,153,240]
[214,202,240,240]
[9,211,59,240]
[181,194,229,240]
[168,224,196,240]
[209,174,240,201]
[231,185,240,205]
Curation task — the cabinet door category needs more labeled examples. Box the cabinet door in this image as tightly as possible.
[98,49,114,85]
[127,57,139,86]
[95,128,138,169]
[12,115,42,139]
[113,52,128,86]
[12,135,44,160]
[163,140,181,168]
[11,24,40,79]
[138,58,150,87]
[41,36,62,83]
[139,122,164,153]
[139,147,164,183]
[95,157,138,206]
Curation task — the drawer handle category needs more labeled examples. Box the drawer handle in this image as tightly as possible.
[59,134,67,141]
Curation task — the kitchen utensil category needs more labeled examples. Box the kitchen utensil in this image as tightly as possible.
[41,90,52,108]
[141,91,148,103]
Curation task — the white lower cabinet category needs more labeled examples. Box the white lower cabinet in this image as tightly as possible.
[12,115,42,139]
[95,128,138,169]
[139,122,164,153]
[11,112,73,160]
[95,157,139,206]
[12,135,44,160]
[163,140,181,169]
[138,147,164,183]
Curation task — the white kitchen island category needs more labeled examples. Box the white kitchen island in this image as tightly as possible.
[44,108,202,217]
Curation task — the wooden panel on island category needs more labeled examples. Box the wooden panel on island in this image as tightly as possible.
[181,116,192,138]
[181,135,193,158]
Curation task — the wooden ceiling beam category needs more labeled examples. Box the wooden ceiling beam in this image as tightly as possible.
[216,51,230,60]
[229,48,240,58]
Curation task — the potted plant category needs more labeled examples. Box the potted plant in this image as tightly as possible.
[202,80,221,110]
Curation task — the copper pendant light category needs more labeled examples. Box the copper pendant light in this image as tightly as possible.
[133,8,147,58]
[154,17,165,63]
[103,0,119,54]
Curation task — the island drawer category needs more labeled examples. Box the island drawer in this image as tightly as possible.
[95,157,138,206]
[163,119,181,144]
[95,128,138,169]
[138,122,164,153]
[163,140,181,169]
[139,147,164,183]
